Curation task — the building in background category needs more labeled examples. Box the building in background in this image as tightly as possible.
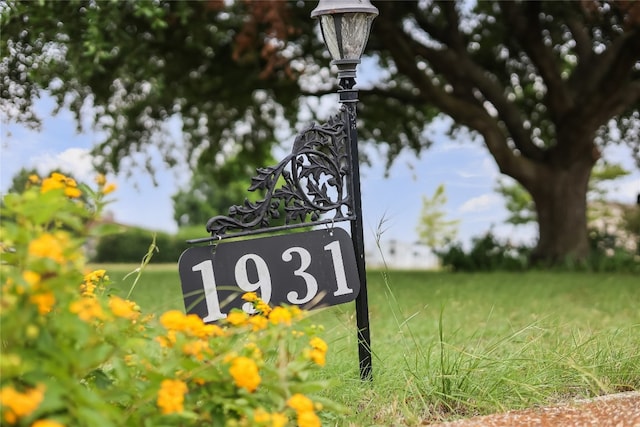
[365,239,439,270]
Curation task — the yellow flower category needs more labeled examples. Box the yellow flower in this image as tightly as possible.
[184,314,216,338]
[271,413,288,427]
[248,315,268,331]
[297,410,321,427]
[226,310,248,326]
[253,409,288,426]
[80,269,111,297]
[84,269,108,283]
[22,271,41,287]
[32,420,65,427]
[63,187,81,198]
[308,348,326,366]
[28,174,40,184]
[69,297,105,322]
[268,306,292,326]
[181,339,212,360]
[160,310,188,330]
[306,337,328,366]
[256,300,272,316]
[102,183,117,195]
[252,409,288,427]
[108,296,139,320]
[63,176,79,195]
[79,281,96,297]
[200,323,225,337]
[0,384,45,424]
[309,337,328,353]
[229,356,261,392]
[30,292,56,315]
[95,174,106,186]
[156,379,188,415]
[155,331,176,348]
[39,172,82,198]
[253,408,270,423]
[40,176,65,194]
[28,233,66,264]
[242,292,258,302]
[287,393,314,413]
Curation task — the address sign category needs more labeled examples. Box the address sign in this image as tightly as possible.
[178,228,360,322]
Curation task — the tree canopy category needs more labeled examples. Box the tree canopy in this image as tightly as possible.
[2,0,639,264]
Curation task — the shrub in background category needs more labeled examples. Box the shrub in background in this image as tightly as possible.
[436,232,530,272]
[92,228,184,263]
[437,229,639,273]
[586,227,640,273]
[1,173,339,426]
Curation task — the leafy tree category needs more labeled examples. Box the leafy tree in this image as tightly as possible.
[1,1,318,178]
[2,1,640,264]
[497,161,631,226]
[172,172,248,228]
[416,184,459,249]
[4,167,41,194]
[173,153,260,228]
[498,161,638,259]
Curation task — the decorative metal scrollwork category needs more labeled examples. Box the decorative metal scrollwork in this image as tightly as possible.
[202,107,355,241]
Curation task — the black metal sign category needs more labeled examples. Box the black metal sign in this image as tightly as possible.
[178,228,360,322]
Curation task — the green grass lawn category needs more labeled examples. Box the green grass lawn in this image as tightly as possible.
[103,264,640,426]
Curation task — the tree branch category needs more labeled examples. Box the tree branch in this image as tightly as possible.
[574,28,640,112]
[374,2,543,177]
[566,16,593,66]
[499,2,573,121]
[404,31,545,162]
[437,0,465,52]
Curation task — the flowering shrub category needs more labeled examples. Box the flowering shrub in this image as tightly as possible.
[0,173,339,426]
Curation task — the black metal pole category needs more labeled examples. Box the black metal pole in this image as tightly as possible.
[339,75,372,381]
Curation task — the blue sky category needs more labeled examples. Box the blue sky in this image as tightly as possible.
[2,94,639,256]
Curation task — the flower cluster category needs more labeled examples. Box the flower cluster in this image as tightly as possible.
[94,173,117,195]
[229,356,261,392]
[157,379,188,415]
[0,173,339,426]
[38,172,82,198]
[0,384,45,424]
[287,393,323,427]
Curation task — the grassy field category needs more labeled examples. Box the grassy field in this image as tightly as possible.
[102,264,640,426]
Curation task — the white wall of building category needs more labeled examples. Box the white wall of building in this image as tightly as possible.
[365,239,439,270]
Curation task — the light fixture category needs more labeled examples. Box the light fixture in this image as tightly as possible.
[311,0,378,79]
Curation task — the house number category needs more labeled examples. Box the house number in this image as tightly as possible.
[178,228,360,322]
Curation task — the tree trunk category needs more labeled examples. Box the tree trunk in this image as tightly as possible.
[528,160,593,265]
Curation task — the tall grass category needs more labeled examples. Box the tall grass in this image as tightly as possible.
[312,270,640,425]
[103,264,640,425]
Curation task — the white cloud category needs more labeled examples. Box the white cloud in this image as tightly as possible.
[458,193,501,213]
[32,148,96,184]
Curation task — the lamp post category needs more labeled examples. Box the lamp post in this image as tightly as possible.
[312,0,378,381]
[184,0,379,383]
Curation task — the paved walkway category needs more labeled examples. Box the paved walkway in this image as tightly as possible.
[426,392,640,427]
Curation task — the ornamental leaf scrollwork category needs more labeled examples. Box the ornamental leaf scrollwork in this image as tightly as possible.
[205,109,353,238]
